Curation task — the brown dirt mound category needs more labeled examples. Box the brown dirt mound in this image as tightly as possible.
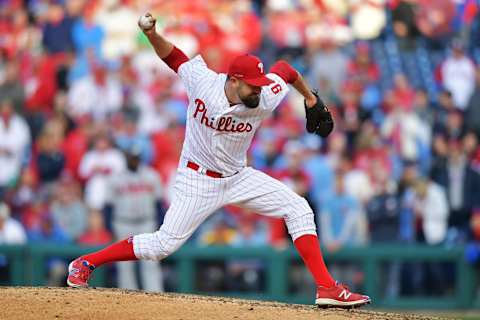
[0,287,445,320]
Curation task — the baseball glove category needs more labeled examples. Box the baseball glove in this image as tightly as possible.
[304,90,334,138]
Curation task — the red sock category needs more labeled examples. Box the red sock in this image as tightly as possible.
[83,237,137,267]
[293,234,336,288]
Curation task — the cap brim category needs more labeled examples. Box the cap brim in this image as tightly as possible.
[243,76,274,87]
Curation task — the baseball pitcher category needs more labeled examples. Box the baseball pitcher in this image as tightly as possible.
[67,13,370,308]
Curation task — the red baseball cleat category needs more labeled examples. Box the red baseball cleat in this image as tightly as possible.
[315,282,371,308]
[66,258,95,288]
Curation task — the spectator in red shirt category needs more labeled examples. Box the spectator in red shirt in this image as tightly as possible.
[20,197,49,234]
[265,6,307,57]
[354,121,392,178]
[151,123,184,184]
[78,209,113,246]
[62,115,93,181]
[25,53,59,113]
[391,73,416,112]
[337,81,363,148]
[416,0,456,49]
[275,141,312,201]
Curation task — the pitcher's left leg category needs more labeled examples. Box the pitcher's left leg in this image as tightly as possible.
[228,167,370,308]
[67,237,136,288]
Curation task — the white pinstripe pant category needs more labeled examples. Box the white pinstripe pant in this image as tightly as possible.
[133,166,317,261]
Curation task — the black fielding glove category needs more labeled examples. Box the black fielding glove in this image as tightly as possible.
[304,90,334,138]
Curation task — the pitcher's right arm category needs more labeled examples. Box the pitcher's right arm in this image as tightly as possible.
[138,13,189,73]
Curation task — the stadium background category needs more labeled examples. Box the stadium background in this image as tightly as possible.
[0,0,479,314]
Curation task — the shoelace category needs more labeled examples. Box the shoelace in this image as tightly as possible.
[338,283,350,291]
[75,263,93,281]
[78,269,91,281]
[337,283,369,300]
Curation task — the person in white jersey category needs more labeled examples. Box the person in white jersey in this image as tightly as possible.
[67,13,371,308]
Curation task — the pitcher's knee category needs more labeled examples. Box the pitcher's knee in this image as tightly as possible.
[296,197,312,212]
[284,199,317,241]
[133,229,186,261]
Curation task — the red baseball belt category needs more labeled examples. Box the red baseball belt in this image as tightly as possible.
[187,161,223,178]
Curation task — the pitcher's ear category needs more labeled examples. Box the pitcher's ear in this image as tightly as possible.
[229,76,240,88]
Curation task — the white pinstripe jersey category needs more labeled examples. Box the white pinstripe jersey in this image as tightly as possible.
[177,55,289,175]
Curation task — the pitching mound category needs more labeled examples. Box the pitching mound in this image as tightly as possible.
[0,287,443,320]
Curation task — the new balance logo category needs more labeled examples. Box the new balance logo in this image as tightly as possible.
[339,289,352,300]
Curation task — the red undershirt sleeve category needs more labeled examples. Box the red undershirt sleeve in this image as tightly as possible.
[270,60,299,84]
[162,46,189,73]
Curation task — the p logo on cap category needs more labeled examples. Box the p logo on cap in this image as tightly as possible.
[228,54,273,87]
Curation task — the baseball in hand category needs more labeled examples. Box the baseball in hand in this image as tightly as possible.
[138,13,155,31]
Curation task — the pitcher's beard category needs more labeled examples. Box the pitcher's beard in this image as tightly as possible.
[241,94,260,108]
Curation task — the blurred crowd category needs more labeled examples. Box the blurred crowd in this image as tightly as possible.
[0,0,480,296]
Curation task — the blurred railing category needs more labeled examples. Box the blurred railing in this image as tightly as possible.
[0,244,478,309]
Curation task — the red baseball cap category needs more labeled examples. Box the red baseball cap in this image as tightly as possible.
[228,54,274,87]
